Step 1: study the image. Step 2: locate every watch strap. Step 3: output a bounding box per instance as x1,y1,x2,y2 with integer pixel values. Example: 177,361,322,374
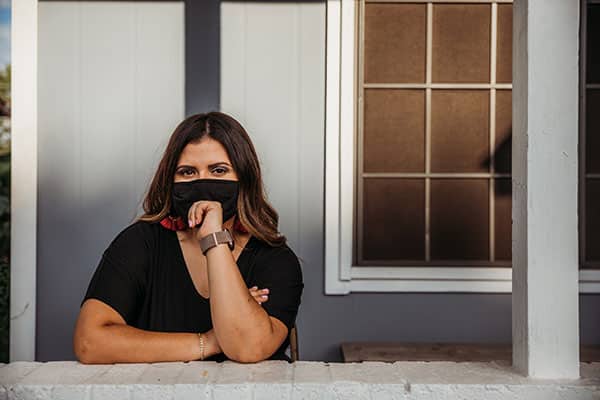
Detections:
200,229,234,255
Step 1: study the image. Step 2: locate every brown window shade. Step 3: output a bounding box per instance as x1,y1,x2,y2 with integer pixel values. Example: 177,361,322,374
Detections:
356,0,513,267
364,3,426,84
361,178,425,262
363,89,425,173
494,179,512,261
586,179,600,264
431,90,490,173
496,4,513,84
430,179,489,261
432,4,490,83
587,5,600,84
587,89,600,174
495,89,512,174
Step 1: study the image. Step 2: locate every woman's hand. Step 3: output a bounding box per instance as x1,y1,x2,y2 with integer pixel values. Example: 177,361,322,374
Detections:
187,200,224,239
249,286,269,305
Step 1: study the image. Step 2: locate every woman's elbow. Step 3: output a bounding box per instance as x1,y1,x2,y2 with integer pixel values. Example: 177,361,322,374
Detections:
74,334,97,364
73,324,105,364
230,352,265,363
224,346,267,363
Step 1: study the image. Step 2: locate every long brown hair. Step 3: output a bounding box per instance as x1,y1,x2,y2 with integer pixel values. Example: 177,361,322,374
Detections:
137,111,287,247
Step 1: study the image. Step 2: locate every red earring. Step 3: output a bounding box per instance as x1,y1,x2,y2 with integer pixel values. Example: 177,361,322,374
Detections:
233,217,249,233
160,215,187,231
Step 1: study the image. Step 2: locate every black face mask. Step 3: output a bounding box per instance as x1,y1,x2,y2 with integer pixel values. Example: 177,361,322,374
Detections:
170,178,240,223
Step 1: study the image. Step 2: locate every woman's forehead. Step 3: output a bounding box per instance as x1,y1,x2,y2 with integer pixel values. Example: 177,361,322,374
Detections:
178,137,231,165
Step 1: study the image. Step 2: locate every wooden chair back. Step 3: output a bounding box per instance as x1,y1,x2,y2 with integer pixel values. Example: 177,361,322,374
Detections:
289,324,299,362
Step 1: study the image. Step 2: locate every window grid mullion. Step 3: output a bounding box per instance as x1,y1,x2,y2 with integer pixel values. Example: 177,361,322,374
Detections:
365,0,512,3
364,83,512,89
364,172,511,178
489,2,498,262
425,2,433,262
578,0,588,266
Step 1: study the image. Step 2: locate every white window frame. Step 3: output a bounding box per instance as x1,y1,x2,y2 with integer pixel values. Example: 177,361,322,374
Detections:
324,0,600,294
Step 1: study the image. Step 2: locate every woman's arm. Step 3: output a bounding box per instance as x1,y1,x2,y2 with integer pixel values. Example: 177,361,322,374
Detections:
75,287,270,364
205,243,288,363
187,200,289,363
74,298,222,364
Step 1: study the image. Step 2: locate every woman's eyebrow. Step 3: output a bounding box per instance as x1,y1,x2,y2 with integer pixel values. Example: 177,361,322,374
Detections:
176,162,231,168
207,162,231,168
175,164,195,169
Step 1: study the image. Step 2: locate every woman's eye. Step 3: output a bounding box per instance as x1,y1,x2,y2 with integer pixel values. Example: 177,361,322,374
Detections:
213,167,227,174
179,168,195,176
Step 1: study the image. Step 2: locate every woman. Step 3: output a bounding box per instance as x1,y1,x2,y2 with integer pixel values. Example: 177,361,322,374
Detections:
73,111,304,364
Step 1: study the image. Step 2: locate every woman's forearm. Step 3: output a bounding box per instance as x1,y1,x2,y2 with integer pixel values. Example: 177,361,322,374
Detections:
75,323,221,364
205,243,279,362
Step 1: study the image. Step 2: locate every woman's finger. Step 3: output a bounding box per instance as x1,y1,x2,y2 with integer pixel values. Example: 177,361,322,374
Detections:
187,202,195,227
188,202,199,227
193,201,207,227
248,287,268,304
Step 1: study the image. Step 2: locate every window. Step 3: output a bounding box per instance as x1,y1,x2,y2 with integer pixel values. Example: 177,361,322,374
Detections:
356,1,513,267
325,0,600,294
580,0,600,290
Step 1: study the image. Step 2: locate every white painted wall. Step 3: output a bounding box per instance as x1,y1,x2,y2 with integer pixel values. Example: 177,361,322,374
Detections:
221,2,323,251
34,1,184,360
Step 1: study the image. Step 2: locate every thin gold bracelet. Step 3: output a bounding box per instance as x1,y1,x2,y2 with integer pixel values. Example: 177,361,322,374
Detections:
197,332,205,360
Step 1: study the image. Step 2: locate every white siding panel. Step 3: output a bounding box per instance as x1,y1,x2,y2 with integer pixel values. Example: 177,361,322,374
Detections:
37,1,184,360
221,2,316,249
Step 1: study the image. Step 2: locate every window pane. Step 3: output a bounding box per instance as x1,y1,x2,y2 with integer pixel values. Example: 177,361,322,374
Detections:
495,179,511,261
361,178,425,262
430,179,489,260
364,3,426,84
587,4,600,84
586,179,600,263
432,4,490,83
495,89,512,174
496,4,513,84
431,90,490,173
587,89,600,174
363,89,425,173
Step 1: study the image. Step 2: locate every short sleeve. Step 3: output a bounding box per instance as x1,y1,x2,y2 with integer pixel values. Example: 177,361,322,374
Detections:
251,245,304,331
80,222,150,325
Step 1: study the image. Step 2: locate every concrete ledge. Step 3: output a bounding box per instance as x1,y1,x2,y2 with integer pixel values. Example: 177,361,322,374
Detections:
0,361,599,399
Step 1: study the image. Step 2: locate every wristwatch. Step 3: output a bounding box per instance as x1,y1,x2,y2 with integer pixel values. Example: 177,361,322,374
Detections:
199,228,235,255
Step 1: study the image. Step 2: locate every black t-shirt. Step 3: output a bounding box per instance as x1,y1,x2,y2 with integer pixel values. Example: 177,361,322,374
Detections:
80,220,304,362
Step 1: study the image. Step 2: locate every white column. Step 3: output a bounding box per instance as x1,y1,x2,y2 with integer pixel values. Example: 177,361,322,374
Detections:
512,0,580,378
11,0,38,361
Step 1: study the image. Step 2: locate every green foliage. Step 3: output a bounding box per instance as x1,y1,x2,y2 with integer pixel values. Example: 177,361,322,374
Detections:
0,63,10,363
0,256,8,363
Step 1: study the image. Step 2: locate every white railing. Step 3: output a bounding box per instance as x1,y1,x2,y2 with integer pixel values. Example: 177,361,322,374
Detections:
1,360,599,399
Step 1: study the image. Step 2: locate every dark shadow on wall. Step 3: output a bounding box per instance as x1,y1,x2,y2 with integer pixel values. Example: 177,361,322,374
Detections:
36,170,149,361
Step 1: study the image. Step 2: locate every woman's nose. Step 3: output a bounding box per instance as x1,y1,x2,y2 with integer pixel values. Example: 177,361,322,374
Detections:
198,170,210,179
